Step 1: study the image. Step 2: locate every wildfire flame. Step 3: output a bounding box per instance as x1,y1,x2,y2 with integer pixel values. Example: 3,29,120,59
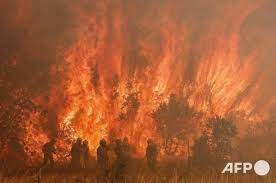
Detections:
1,0,275,165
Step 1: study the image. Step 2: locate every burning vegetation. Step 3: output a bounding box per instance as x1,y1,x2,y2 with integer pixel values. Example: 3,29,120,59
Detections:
0,0,276,177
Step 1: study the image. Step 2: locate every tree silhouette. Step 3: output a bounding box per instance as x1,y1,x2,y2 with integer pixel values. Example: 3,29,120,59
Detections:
192,133,212,169
152,94,198,155
208,116,237,162
192,116,237,168
119,81,140,121
0,62,43,168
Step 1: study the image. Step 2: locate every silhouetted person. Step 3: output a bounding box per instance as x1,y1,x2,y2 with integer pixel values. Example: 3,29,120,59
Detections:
82,140,90,168
122,137,130,168
97,139,109,176
146,139,158,171
41,139,56,168
122,137,130,158
71,138,82,169
114,139,123,179
114,139,123,161
114,137,130,180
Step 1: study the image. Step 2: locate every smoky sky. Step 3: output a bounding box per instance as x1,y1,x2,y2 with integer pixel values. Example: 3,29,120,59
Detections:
242,0,276,115
0,0,74,92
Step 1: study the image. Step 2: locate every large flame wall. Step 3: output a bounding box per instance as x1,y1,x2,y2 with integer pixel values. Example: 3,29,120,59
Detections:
1,0,276,164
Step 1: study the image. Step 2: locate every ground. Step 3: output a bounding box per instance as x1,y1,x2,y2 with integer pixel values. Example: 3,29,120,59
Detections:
0,159,275,183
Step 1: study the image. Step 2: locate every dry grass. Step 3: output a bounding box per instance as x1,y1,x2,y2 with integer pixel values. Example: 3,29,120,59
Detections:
1,170,275,183
0,174,275,183
0,161,275,183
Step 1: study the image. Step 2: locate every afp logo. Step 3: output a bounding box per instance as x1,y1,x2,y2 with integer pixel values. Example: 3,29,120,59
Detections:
222,160,270,176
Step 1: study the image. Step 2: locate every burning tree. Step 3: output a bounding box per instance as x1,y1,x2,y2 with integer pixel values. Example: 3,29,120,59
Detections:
0,62,45,170
152,94,199,155
192,133,212,169
192,116,237,168
0,0,273,167
119,81,140,122
208,116,237,162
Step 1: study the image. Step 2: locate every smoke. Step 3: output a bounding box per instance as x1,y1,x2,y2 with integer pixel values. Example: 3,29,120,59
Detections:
0,0,275,163
0,0,73,89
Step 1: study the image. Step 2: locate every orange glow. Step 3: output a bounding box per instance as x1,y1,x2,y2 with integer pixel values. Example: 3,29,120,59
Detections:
6,0,273,163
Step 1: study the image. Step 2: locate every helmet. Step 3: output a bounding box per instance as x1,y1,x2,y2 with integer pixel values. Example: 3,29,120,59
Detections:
100,138,107,146
77,138,82,143
83,140,88,145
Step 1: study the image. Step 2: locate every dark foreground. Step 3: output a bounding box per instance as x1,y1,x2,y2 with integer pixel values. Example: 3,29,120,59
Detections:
0,159,275,183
